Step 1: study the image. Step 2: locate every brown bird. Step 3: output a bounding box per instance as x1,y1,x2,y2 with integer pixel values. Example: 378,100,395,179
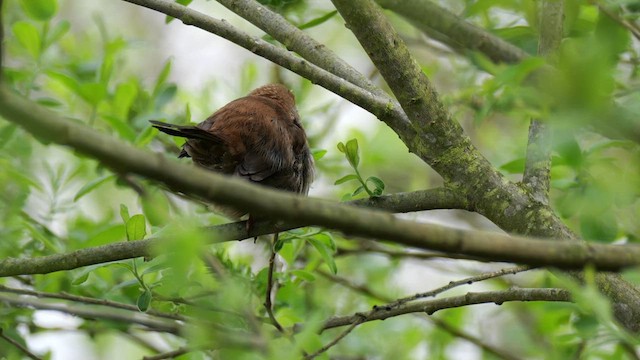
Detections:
150,84,314,219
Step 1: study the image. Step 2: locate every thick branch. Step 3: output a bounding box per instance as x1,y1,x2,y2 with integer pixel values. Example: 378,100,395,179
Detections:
1,89,640,273
328,0,640,333
322,288,571,330
377,0,640,145
0,188,461,276
522,1,563,202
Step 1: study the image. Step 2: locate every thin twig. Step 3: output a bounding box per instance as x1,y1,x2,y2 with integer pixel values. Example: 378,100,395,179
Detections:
594,1,640,41
0,294,182,334
316,270,525,360
0,328,43,360
142,347,190,360
378,265,534,310
0,285,185,321
304,318,363,360
428,317,522,360
264,233,284,333
322,288,571,330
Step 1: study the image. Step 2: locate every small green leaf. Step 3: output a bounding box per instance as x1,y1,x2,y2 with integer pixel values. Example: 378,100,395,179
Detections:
13,21,41,59
334,174,358,185
308,238,337,274
102,115,136,141
74,175,115,201
344,138,360,168
580,213,618,242
499,158,525,174
352,185,366,197
153,60,173,95
45,20,70,48
78,82,106,106
137,289,152,312
290,269,315,282
312,149,327,161
366,176,385,196
298,10,338,30
71,272,90,285
154,84,177,109
20,0,57,21
120,204,130,223
126,214,147,241
135,125,156,147
337,142,346,153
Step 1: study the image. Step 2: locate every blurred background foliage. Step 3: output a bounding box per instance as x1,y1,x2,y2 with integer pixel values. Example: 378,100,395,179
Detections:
0,0,639,359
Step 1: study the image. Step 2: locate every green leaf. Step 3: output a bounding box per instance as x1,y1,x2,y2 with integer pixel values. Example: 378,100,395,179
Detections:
113,80,138,120
13,21,41,59
45,20,70,48
78,82,107,106
20,0,58,21
311,149,327,161
120,204,130,223
334,174,358,185
366,176,385,196
499,158,525,174
71,272,90,285
298,10,338,30
352,185,366,197
135,125,156,147
290,269,316,282
102,115,136,141
74,174,115,201
344,138,360,168
141,188,171,226
154,84,177,109
308,238,337,274
137,289,152,312
153,60,173,95
126,214,147,241
580,213,618,242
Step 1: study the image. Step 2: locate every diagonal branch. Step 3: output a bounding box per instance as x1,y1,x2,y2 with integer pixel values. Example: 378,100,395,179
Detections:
121,0,413,138
214,0,392,101
322,288,571,330
375,0,528,63
522,1,564,203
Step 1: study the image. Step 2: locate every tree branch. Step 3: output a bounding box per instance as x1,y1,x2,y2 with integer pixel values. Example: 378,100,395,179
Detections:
375,0,528,63
0,328,42,360
522,1,563,203
0,188,462,277
120,0,414,138
0,87,640,275
317,270,523,360
0,294,182,334
381,265,534,310
376,0,640,145
322,288,571,330
214,0,391,100
0,285,184,321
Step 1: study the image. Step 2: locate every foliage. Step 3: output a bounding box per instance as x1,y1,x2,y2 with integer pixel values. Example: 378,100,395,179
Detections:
0,0,639,359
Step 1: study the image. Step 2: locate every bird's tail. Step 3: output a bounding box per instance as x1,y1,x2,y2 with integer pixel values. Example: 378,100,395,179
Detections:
149,120,222,143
